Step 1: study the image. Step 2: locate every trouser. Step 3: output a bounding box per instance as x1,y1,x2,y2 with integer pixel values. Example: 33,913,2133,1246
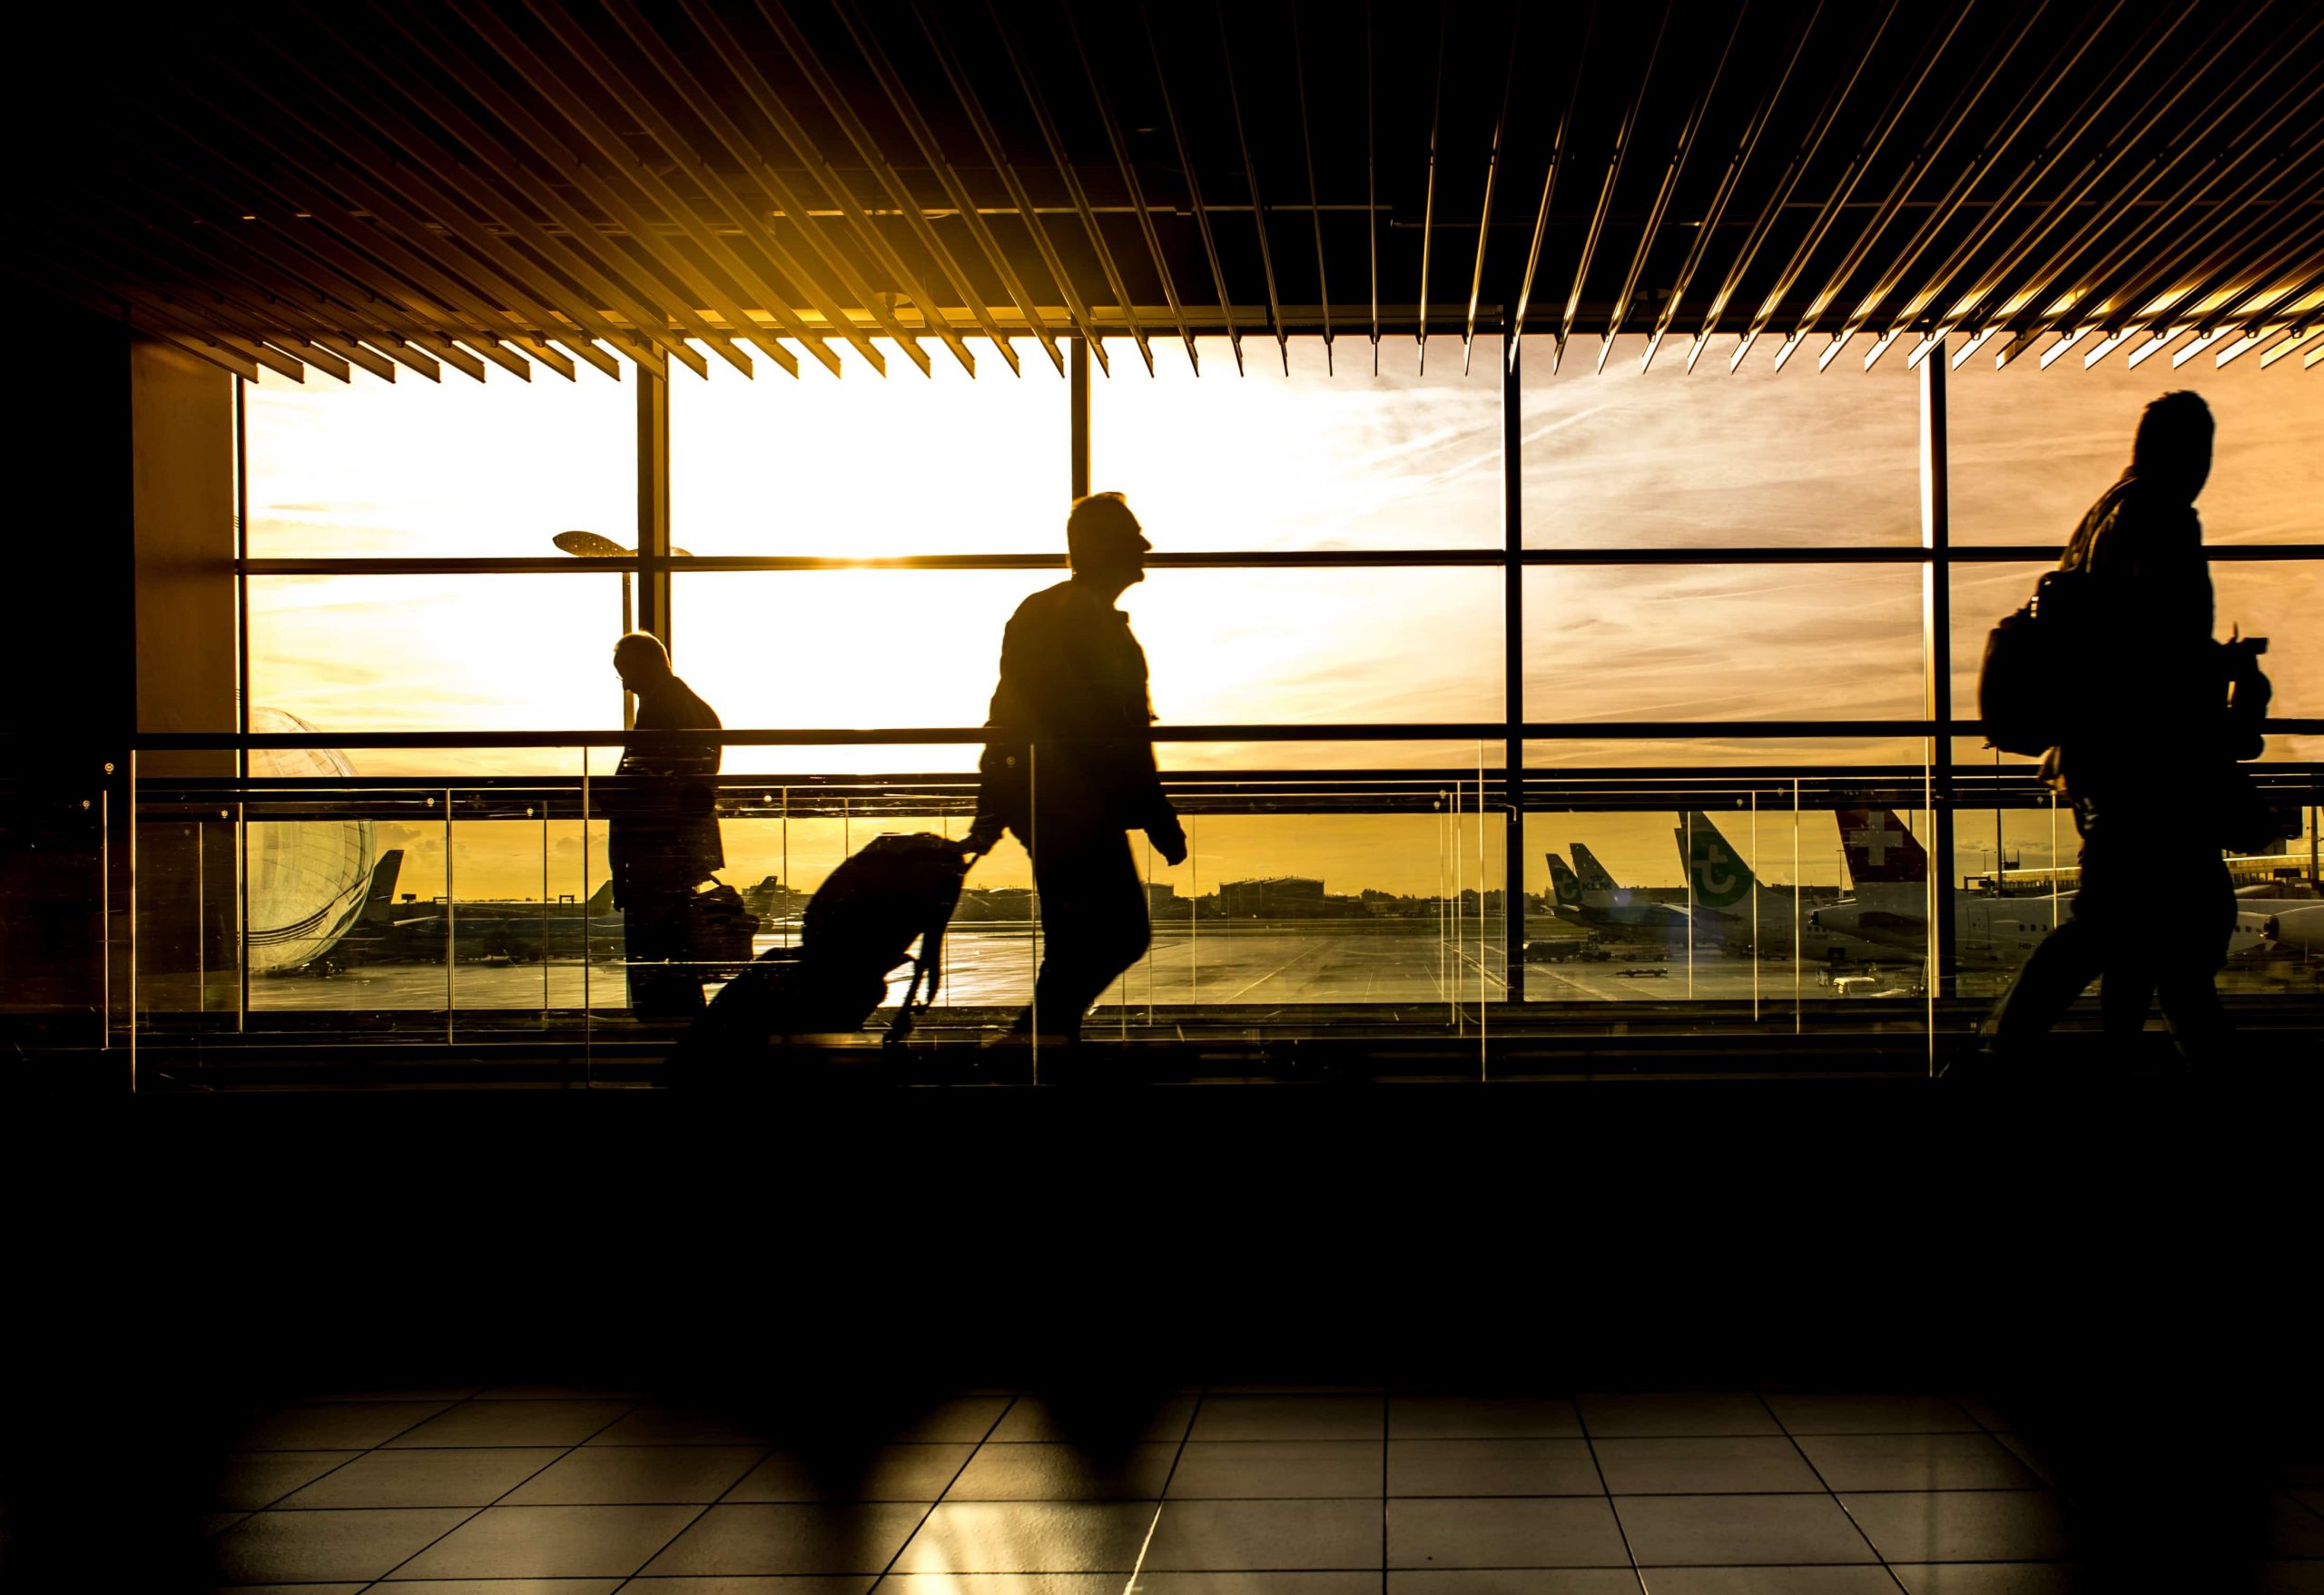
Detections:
1988,820,2234,1063
1013,822,1150,1042
624,885,706,1020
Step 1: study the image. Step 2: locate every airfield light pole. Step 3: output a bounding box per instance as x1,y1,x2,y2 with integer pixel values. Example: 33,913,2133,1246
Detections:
552,530,692,733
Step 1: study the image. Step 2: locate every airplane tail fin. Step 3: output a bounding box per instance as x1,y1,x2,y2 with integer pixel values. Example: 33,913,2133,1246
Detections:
1569,843,1620,895
1545,852,1583,908
1837,810,1929,887
1675,812,1757,909
584,878,617,915
358,850,404,923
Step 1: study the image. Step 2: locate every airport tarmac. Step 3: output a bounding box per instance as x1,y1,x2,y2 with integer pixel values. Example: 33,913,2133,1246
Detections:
249,921,1960,1014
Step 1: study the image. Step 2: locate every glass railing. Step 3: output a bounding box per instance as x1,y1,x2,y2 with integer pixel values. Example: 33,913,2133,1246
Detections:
79,732,2324,1084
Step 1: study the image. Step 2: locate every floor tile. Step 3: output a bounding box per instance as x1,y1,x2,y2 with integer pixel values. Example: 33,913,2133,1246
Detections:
2293,1487,2324,1516
209,1584,372,1594
724,1445,973,1502
948,1442,1177,1501
1640,1570,1902,1595
887,1501,1155,1572
1385,1575,1640,1595
2255,1563,2324,1595
500,1445,764,1504
1577,1394,1780,1438
1389,1396,1583,1439
1840,1491,2072,1563
386,1400,635,1448
1887,1566,2089,1595
589,1407,773,1446
2270,1495,2324,1556
1796,1433,2041,1492
206,1511,251,1537
277,1448,566,1508
638,1502,933,1576
621,1578,873,1592
1764,1394,1979,1434
1387,1497,1630,1569
1145,1498,1380,1570
1990,1434,2056,1486
210,1507,476,1584
1139,1575,1386,1594
1188,1395,1384,1442
990,1395,1196,1444
372,1581,625,1594
232,1401,455,1450
1386,1438,1601,1497
382,1503,702,1579
875,1578,1116,1595
1167,1440,1384,1499
884,1397,1015,1443
1616,1494,1877,1566
210,1451,361,1509
1592,1437,1822,1495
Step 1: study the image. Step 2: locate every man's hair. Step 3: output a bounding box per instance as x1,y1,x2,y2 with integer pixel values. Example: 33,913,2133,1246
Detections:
1066,490,1147,567
614,631,670,670
2132,390,2213,481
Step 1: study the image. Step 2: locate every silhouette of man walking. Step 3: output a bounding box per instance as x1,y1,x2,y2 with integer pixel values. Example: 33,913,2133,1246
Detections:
1979,392,2239,1068
968,493,1187,1046
608,632,724,1019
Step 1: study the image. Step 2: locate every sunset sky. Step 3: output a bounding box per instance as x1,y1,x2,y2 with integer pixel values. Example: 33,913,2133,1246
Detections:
243,334,2319,900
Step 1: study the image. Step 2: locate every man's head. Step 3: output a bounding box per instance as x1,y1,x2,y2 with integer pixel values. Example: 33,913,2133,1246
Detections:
2132,389,2213,503
612,631,673,694
1066,491,1150,589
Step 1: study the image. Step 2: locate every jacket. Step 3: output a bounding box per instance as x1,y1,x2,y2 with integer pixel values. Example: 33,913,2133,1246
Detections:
607,673,724,905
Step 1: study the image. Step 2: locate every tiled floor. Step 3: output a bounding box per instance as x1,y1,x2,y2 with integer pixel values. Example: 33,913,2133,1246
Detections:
188,1384,2324,1592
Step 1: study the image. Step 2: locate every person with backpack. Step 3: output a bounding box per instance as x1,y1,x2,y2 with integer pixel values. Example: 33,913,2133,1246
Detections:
966,492,1188,1049
1968,390,2250,1071
607,631,724,1019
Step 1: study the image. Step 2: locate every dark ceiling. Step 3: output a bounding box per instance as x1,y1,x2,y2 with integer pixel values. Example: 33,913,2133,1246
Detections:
18,0,2324,383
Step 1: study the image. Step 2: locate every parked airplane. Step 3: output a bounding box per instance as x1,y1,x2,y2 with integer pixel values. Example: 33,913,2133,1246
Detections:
1546,849,1692,939
1812,812,2269,967
1672,811,1904,965
302,851,631,971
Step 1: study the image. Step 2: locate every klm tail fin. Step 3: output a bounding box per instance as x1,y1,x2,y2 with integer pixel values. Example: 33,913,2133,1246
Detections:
1675,812,1756,909
1569,843,1620,895
357,851,404,924
1837,810,1928,887
1545,852,1583,908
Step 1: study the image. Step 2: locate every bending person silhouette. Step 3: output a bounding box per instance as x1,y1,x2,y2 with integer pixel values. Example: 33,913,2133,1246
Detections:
967,493,1187,1047
607,632,724,1019
1976,391,2240,1069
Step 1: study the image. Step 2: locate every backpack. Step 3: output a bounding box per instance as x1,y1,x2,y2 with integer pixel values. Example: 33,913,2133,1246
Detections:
666,832,975,1084
1977,566,2099,757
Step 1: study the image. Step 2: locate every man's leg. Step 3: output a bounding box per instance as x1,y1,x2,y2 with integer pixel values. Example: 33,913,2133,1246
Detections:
625,887,705,1020
2152,856,2236,1066
1028,830,1149,1043
1987,915,2106,1058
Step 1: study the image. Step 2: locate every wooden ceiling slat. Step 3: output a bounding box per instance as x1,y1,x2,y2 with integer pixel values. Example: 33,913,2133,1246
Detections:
514,0,855,378
767,0,1028,373
434,0,797,379
1065,0,1197,374
666,0,941,374
837,0,1068,376
914,0,1110,371
989,0,1155,373
27,1,2314,381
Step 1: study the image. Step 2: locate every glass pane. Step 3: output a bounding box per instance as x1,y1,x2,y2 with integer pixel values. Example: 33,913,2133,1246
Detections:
1949,344,2324,546
1090,334,1502,551
670,337,1067,556
1521,333,1922,547
1523,565,1925,724
675,566,1505,741
1950,560,2324,763
248,575,624,775
244,362,635,558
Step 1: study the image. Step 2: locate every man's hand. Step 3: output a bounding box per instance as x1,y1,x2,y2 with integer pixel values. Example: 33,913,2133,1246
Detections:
1147,814,1188,867
964,814,1007,855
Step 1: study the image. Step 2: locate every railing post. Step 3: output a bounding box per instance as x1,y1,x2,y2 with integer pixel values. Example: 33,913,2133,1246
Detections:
1921,340,1957,1002
1502,327,1525,1005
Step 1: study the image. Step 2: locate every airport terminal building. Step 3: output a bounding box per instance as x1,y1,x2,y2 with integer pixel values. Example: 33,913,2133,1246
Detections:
5,3,2321,1590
